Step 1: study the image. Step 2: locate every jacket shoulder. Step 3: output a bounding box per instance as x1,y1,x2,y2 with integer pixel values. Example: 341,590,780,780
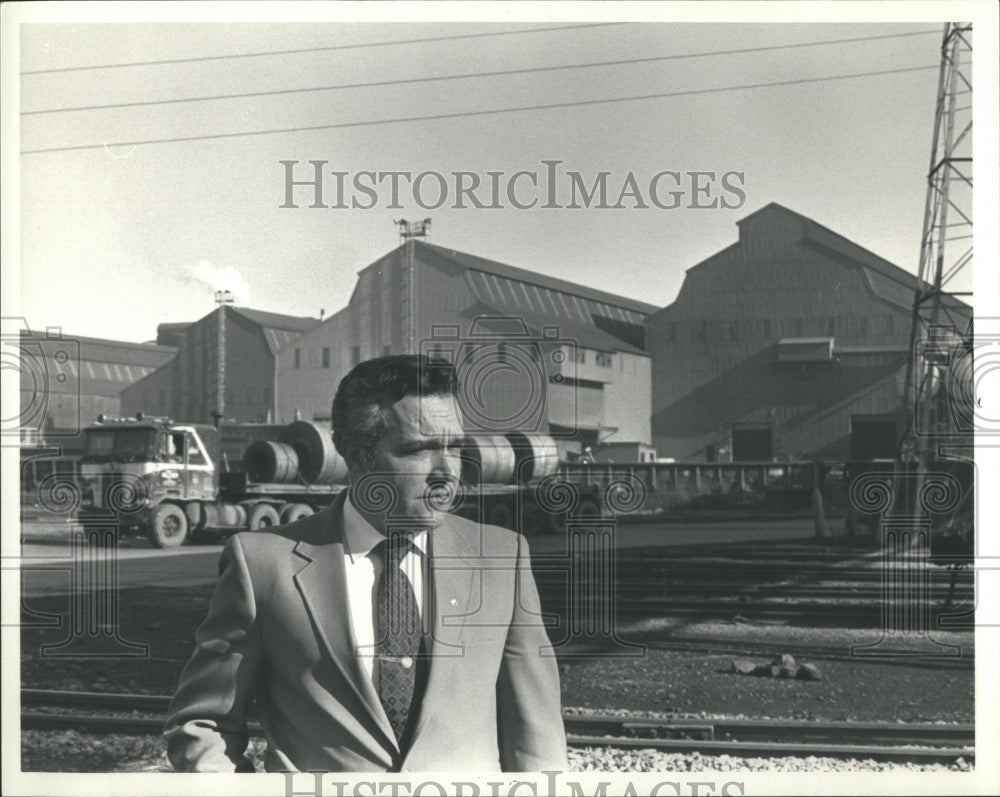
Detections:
446,513,523,557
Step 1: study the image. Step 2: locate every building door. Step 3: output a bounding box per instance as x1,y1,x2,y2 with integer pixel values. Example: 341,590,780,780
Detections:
850,414,897,461
731,424,772,461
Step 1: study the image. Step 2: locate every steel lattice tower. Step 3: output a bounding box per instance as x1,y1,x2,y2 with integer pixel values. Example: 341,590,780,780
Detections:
899,22,974,462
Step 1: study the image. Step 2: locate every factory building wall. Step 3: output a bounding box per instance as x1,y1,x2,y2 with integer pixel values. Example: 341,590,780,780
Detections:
276,307,353,423
17,331,175,454
122,308,277,424
276,243,652,448
647,204,927,462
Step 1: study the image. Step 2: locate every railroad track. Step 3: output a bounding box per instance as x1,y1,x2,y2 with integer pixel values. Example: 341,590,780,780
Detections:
21,689,974,765
534,549,974,628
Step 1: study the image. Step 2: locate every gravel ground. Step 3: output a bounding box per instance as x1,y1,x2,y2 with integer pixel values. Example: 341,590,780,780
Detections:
19,544,975,773
20,731,972,773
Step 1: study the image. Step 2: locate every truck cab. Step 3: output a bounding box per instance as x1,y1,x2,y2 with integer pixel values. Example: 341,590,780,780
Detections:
78,415,218,545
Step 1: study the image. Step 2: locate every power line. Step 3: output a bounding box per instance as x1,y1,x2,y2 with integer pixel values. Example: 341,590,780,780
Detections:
19,23,627,76
22,29,941,117
21,64,938,156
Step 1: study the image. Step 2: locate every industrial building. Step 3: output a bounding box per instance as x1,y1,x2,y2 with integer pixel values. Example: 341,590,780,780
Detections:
15,327,176,454
121,306,320,425
275,240,657,457
646,203,972,463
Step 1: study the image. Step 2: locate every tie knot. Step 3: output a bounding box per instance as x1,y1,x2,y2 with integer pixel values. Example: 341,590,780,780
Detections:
374,533,416,567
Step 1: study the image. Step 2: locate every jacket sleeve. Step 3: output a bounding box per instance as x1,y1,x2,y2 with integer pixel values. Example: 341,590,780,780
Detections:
496,533,569,771
164,534,262,772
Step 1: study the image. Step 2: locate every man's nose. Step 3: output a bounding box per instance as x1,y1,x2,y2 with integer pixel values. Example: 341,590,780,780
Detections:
431,445,461,482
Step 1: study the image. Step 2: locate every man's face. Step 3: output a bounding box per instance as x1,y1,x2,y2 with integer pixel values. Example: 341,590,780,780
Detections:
359,393,465,529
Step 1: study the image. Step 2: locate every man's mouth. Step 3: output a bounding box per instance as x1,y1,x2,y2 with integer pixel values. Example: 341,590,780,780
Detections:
423,479,461,512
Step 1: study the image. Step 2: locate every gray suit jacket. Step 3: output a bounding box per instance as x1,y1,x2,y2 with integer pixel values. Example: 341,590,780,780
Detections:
164,492,567,772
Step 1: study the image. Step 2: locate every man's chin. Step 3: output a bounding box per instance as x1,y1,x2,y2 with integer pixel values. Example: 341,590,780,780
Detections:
393,504,448,530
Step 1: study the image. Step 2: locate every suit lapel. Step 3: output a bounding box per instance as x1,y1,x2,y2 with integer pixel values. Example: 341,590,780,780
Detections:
405,516,477,753
292,495,397,749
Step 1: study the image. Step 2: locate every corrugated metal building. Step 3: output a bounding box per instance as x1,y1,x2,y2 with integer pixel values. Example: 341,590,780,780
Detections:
646,203,972,462
276,241,657,454
121,306,320,424
15,327,176,453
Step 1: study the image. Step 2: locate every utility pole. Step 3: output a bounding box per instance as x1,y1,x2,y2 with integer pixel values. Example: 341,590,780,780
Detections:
395,219,431,353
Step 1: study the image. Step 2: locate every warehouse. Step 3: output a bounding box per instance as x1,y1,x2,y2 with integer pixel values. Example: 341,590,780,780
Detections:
16,327,176,454
120,306,320,425
275,240,657,457
646,203,972,462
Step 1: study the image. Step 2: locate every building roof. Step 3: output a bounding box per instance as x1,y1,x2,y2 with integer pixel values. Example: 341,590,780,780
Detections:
419,241,660,319
741,203,972,320
466,300,648,356
231,306,321,355
19,331,177,397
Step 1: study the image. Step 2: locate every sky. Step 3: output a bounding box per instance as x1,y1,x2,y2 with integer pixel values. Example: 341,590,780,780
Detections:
6,4,997,344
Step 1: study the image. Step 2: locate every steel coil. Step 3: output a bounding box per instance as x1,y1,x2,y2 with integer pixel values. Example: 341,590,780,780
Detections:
280,421,348,484
507,432,560,483
462,435,516,485
243,440,300,483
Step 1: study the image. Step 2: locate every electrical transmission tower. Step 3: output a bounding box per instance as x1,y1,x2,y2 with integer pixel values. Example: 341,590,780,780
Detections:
899,22,974,463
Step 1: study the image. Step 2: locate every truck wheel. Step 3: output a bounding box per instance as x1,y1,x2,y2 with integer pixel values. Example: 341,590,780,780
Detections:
147,504,189,548
247,503,281,530
281,503,314,524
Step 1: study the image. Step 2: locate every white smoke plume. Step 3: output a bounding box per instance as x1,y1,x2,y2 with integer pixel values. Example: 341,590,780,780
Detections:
187,260,251,305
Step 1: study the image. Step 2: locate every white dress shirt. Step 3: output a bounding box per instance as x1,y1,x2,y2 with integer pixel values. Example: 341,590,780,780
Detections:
341,493,428,686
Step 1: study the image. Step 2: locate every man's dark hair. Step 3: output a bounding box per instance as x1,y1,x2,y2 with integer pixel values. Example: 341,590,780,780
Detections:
331,354,458,471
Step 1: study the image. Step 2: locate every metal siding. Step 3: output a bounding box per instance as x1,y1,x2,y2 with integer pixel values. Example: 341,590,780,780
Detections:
650,206,913,460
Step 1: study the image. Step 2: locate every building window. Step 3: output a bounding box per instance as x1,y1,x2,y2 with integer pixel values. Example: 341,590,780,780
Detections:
576,348,587,364
294,348,301,369
596,351,613,367
322,347,330,368
352,345,361,366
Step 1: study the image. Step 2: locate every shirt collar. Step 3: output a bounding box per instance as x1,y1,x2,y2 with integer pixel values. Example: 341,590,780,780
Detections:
343,490,429,564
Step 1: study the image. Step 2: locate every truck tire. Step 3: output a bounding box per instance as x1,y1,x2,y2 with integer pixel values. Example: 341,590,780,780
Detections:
247,503,281,530
147,503,189,548
281,503,314,524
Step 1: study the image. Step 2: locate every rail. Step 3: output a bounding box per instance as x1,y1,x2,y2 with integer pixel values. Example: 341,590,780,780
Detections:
22,689,974,764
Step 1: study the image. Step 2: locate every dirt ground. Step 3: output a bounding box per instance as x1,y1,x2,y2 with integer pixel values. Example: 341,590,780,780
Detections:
20,584,974,724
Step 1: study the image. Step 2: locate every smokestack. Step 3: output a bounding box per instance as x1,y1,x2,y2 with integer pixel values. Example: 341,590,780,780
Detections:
187,259,251,305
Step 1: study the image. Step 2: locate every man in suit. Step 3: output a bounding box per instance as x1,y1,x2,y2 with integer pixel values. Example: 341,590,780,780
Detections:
165,354,567,772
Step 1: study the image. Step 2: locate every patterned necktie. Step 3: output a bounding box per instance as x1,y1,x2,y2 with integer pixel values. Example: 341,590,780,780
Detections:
373,533,424,746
